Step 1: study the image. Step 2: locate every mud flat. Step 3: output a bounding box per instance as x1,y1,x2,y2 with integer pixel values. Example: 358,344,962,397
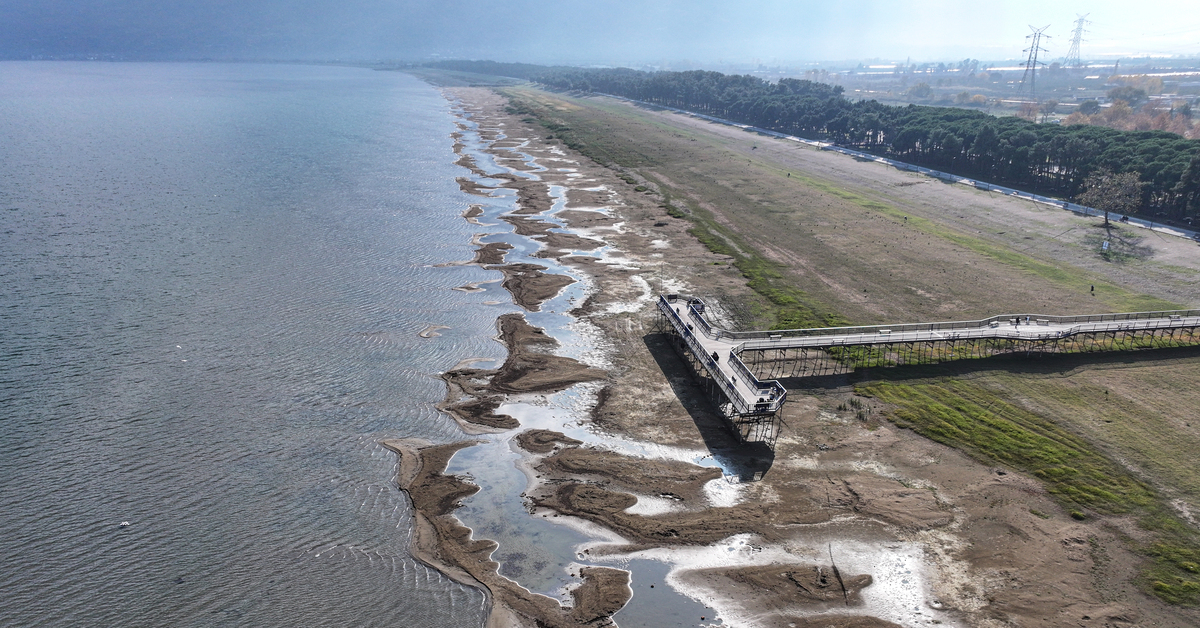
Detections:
385,81,1200,628
485,263,576,312
439,314,603,434
408,85,959,628
379,438,631,628
472,241,512,265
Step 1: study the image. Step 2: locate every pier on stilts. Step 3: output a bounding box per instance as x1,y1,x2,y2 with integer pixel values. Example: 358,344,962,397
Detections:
657,294,1200,446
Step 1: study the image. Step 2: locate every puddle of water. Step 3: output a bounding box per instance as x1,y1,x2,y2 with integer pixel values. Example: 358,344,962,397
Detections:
441,121,636,604
497,393,724,473
614,528,961,628
612,559,724,627
446,437,592,597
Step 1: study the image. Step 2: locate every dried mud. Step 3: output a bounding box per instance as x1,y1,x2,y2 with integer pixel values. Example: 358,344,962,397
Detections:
384,84,1200,628
380,438,631,628
438,314,604,434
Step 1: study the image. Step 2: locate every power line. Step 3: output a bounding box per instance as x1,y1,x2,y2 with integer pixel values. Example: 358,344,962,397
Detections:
1065,14,1090,68
1018,25,1051,101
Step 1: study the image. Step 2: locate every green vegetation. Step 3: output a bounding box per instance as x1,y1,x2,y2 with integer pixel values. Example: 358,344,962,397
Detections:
513,65,1200,225
862,379,1152,509
495,83,1200,605
680,205,843,329
826,345,894,368
860,377,1200,604
1079,169,1146,226
501,88,843,330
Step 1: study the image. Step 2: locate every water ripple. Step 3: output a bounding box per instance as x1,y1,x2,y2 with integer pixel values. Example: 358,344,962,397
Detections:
0,62,492,627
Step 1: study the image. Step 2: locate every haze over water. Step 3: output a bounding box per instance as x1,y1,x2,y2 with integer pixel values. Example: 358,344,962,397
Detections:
0,62,496,626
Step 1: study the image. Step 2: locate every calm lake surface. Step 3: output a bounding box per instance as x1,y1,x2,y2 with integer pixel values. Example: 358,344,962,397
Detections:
0,62,503,626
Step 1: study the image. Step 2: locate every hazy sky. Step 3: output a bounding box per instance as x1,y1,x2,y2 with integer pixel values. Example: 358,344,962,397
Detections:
2,0,1197,65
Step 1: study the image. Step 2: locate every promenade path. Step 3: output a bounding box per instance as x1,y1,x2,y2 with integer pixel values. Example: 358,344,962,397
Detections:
659,294,1200,421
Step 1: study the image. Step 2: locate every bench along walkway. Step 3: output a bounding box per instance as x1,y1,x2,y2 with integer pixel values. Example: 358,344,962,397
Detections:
658,294,1200,444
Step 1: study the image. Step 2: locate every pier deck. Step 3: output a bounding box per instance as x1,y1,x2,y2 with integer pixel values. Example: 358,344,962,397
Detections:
658,294,1200,443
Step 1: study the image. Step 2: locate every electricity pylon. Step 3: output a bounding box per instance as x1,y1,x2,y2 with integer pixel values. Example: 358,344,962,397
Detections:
1018,25,1051,101
1065,14,1090,68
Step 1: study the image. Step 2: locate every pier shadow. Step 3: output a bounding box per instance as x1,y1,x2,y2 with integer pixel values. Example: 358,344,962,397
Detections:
770,343,1200,390
643,332,775,482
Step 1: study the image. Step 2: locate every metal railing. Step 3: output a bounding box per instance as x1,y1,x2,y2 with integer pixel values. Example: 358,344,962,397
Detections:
717,309,1200,341
658,298,750,414
736,315,1200,350
658,296,786,414
660,294,1197,408
687,303,715,337
664,292,1199,358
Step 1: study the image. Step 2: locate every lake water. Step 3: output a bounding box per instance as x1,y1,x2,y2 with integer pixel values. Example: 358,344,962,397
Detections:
0,62,504,627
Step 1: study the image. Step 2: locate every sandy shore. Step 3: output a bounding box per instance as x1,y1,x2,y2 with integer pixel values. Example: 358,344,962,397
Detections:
379,437,630,628
412,86,916,627
438,313,604,434
381,83,1200,628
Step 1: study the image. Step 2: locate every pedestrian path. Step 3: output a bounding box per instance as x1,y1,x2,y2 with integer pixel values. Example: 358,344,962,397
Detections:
659,294,1200,419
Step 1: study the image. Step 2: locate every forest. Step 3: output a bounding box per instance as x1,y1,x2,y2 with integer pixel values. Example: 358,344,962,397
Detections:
427,62,1200,224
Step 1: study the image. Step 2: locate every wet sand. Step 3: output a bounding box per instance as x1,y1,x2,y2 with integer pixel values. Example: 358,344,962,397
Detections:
379,438,631,628
485,263,576,312
438,314,603,434
472,241,512,265
378,83,1200,628
406,86,943,627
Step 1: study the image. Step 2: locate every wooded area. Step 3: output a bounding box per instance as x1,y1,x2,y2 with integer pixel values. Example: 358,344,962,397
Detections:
429,62,1199,224
533,68,1200,224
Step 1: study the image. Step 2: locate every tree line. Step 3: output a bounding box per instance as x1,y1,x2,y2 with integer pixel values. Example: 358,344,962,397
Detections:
428,62,1199,223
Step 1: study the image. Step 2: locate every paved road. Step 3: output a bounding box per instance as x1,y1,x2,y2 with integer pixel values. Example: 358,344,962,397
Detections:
594,93,1200,243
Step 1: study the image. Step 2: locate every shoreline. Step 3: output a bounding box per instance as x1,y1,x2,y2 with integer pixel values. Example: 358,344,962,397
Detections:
399,85,938,628
385,88,639,627
381,81,1200,628
418,86,929,627
379,437,631,628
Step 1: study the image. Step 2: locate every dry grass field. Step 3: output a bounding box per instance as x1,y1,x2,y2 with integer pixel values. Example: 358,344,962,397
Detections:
500,85,1200,609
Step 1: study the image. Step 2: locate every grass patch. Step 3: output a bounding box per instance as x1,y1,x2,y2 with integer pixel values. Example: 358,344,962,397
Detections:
860,377,1200,605
499,87,843,330
827,345,895,368
681,208,845,329
861,379,1152,511
794,179,1181,313
777,166,1179,312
